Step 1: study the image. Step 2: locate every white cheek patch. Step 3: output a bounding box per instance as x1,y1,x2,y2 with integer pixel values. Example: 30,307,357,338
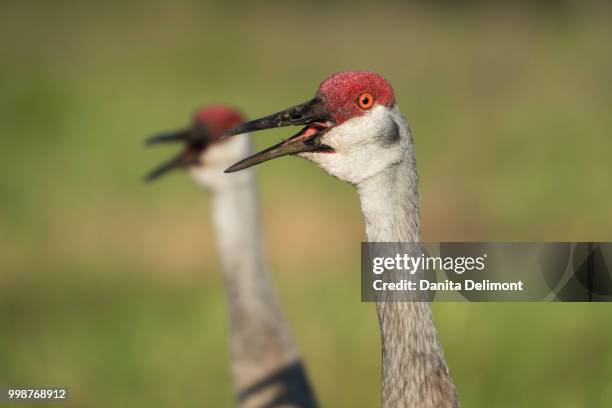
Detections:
202,136,248,167
324,106,395,151
191,134,253,188
301,106,409,185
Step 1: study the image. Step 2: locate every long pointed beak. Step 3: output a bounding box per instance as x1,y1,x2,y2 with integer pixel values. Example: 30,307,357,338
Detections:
144,153,189,182
224,97,334,173
145,129,190,145
144,128,203,182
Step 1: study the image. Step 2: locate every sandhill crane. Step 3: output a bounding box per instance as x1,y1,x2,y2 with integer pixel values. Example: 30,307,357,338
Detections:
224,72,459,408
145,106,317,408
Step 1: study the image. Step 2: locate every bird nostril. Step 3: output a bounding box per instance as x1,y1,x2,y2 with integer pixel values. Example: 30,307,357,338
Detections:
289,112,302,121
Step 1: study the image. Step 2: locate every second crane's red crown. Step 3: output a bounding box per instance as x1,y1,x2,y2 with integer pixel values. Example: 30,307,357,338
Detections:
194,106,246,140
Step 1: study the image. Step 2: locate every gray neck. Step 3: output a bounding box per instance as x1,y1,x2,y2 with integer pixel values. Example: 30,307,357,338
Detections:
357,156,458,408
210,169,317,407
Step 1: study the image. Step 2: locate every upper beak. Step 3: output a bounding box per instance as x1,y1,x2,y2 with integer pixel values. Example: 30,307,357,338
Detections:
223,97,334,173
145,129,190,145
144,129,203,182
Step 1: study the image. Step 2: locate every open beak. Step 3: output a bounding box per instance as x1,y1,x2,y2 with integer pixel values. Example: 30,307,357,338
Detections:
223,97,335,173
144,128,205,182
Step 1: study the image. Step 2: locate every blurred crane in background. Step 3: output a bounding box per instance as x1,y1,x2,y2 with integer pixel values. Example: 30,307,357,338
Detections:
225,72,458,408
145,106,317,408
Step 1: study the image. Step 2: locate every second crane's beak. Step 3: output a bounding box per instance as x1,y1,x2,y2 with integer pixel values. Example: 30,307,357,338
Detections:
144,129,204,182
223,97,335,173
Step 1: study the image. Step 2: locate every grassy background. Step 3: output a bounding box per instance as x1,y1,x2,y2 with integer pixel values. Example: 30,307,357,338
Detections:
1,0,612,406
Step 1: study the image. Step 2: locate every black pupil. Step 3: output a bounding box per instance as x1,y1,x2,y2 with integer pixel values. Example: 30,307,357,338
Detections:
362,96,369,104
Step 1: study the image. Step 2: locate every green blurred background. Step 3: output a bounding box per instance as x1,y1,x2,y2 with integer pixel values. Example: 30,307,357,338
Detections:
1,0,611,406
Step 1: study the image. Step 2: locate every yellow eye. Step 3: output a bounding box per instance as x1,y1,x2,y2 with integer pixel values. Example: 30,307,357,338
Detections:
357,92,374,109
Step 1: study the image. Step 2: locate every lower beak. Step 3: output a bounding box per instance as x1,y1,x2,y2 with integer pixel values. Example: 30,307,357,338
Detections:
223,97,334,173
225,125,332,173
144,129,201,182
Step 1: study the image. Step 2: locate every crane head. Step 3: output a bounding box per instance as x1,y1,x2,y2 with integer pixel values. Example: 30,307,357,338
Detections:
145,106,246,182
224,71,409,184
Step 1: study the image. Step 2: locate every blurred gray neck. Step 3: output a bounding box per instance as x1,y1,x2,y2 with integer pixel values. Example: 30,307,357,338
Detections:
357,155,458,408
210,169,317,408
